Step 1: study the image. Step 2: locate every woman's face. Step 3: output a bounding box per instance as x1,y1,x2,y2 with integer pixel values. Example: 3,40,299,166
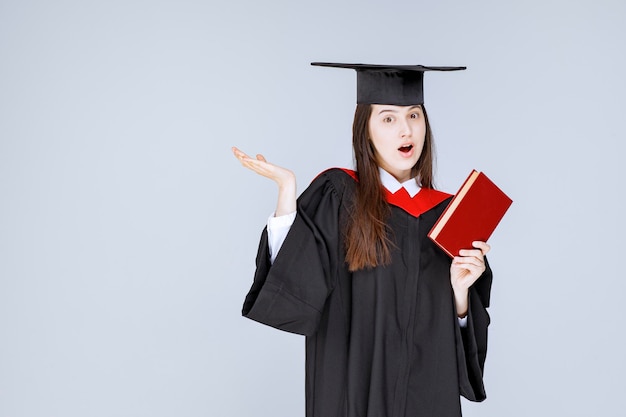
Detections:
368,104,426,183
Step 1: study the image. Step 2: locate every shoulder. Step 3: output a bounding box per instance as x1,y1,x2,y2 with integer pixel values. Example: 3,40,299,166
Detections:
298,168,356,204
310,167,357,190
315,167,358,182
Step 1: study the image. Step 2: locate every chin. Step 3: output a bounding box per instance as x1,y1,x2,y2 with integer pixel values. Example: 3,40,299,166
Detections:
399,159,419,172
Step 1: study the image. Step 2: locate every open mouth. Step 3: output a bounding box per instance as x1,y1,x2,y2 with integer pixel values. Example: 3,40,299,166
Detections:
398,145,413,153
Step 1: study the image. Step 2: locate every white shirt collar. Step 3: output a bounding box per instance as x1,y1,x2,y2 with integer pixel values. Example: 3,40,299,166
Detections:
378,167,421,197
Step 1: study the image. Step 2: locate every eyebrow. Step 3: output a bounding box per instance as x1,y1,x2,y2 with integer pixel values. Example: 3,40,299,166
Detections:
377,105,422,115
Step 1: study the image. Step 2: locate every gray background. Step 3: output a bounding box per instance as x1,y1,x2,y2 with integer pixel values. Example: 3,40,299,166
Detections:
1,0,624,416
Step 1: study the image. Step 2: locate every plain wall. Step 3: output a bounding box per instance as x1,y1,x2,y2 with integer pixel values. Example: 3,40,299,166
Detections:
1,0,625,416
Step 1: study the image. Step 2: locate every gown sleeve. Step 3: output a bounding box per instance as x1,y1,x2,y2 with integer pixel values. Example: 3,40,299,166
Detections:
267,211,297,263
241,171,343,337
455,257,493,402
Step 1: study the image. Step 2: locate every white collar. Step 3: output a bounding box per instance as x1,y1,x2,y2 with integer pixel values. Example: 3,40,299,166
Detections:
378,167,421,198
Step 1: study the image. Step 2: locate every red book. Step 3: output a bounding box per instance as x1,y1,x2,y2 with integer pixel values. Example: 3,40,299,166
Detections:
428,170,512,257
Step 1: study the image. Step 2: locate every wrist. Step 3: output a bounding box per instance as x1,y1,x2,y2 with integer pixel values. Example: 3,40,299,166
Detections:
453,288,469,318
275,176,297,217
452,285,468,299
276,171,296,190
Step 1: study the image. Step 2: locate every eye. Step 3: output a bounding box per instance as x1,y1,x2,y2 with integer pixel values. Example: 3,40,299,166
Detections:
383,116,393,123
410,113,419,119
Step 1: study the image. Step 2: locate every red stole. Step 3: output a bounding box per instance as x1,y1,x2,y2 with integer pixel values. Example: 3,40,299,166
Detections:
339,168,451,218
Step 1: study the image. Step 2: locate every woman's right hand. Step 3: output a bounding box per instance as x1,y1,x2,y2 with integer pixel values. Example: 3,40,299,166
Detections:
232,147,297,216
232,147,295,187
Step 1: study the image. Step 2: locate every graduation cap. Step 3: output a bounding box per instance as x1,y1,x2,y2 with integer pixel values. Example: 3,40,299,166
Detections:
311,62,466,106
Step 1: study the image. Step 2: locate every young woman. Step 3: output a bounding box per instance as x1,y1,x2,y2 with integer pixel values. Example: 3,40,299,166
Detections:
232,63,493,417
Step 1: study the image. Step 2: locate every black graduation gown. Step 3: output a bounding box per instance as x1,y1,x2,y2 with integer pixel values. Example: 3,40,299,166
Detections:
242,168,492,417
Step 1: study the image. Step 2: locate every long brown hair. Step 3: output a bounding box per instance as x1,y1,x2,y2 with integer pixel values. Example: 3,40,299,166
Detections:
344,103,435,271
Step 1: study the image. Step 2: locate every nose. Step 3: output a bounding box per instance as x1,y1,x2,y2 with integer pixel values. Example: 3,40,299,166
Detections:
400,119,412,137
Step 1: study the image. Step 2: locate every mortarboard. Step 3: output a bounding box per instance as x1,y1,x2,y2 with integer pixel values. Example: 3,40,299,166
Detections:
311,62,466,106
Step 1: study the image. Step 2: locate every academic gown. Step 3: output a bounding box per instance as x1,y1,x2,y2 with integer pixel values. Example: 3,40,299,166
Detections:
242,168,492,417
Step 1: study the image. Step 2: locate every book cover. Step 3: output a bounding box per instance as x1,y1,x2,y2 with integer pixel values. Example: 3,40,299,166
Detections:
428,170,512,258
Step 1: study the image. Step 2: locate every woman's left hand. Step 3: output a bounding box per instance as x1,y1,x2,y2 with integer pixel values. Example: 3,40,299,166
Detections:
450,241,490,317
451,241,490,291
